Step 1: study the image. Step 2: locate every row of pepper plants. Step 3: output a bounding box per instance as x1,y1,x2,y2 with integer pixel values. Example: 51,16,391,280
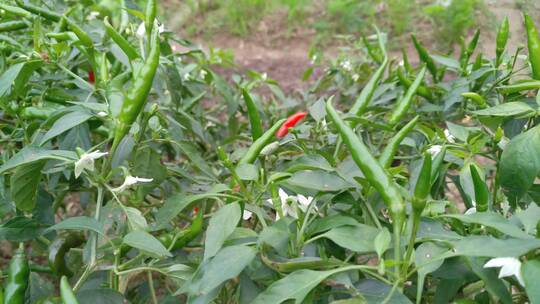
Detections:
2,0,540,303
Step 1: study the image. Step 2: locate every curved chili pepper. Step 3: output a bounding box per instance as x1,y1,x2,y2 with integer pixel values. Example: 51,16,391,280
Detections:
158,210,203,251
242,89,263,140
379,116,419,169
110,25,160,154
0,4,30,17
48,233,85,277
396,66,434,101
411,34,437,81
0,21,29,32
349,57,388,118
104,18,139,61
388,66,426,127
88,70,95,84
525,14,540,80
276,112,307,138
238,118,286,164
4,246,30,304
496,17,509,66
60,276,79,304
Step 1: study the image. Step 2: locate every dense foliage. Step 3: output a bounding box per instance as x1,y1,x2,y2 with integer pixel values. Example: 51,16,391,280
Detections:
2,1,540,303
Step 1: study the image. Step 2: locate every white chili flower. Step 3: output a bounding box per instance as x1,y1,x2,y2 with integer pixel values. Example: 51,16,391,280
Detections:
97,111,107,117
86,11,100,21
340,60,352,72
136,22,165,39
484,257,524,286
112,176,153,192
444,129,456,143
297,194,316,213
74,150,108,178
268,188,298,221
261,73,267,81
427,145,443,156
352,74,360,82
243,210,253,220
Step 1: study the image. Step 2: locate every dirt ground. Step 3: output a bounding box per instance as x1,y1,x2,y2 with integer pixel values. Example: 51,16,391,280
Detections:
178,0,525,93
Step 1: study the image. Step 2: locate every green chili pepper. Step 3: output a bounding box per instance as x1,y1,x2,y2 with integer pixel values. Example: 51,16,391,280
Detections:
379,116,419,169
497,80,540,94
430,145,446,183
462,29,480,69
0,21,28,32
242,88,263,140
396,66,434,102
525,14,540,80
238,118,286,165
46,32,75,41
411,34,437,81
4,246,30,304
104,18,139,61
145,0,157,38
496,17,509,66
48,233,85,277
413,153,432,213
470,164,488,212
158,211,203,251
388,66,426,126
0,4,30,17
362,35,383,63
326,99,405,222
472,53,483,71
15,0,61,22
401,48,413,74
349,56,388,118
111,25,160,154
60,276,79,304
461,92,487,108
62,17,93,50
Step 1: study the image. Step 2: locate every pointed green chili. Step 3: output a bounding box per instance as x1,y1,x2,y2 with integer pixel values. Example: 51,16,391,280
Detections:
496,17,509,66
379,116,419,169
413,153,432,213
525,14,540,80
4,246,29,304
0,21,29,32
104,18,139,61
238,119,286,165
388,67,426,126
396,66,434,102
411,34,437,81
461,92,487,108
242,89,263,140
349,56,388,118
15,0,61,22
470,164,489,212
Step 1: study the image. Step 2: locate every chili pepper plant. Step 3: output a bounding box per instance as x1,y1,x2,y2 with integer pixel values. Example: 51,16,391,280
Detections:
2,1,540,303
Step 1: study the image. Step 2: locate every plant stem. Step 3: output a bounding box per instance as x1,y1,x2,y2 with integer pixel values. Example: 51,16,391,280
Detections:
392,219,402,284
148,271,158,304
402,211,421,276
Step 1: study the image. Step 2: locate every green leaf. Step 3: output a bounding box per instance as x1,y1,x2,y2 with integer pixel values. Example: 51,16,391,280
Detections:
415,242,448,301
452,236,540,257
516,203,540,234
465,257,512,304
285,170,352,192
10,161,44,211
124,207,148,231
471,102,535,117
522,260,540,304
0,216,44,241
441,212,531,239
182,245,256,301
499,125,540,202
132,146,167,195
45,216,105,235
204,203,241,261
76,288,126,304
319,224,379,253
286,154,333,173
307,215,360,236
251,267,350,304
0,62,24,97
40,110,93,145
236,163,259,181
374,228,391,258
0,147,77,174
356,279,413,304
123,230,172,258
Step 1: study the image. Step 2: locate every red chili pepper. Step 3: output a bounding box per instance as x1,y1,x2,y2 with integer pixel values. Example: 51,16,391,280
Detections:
276,112,307,138
88,70,95,84
193,207,199,216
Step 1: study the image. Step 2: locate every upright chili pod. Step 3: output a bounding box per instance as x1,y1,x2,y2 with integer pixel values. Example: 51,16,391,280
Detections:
379,116,419,169
15,0,61,22
242,89,263,140
104,18,139,61
411,34,437,81
326,100,405,222
4,246,29,304
349,57,388,118
396,66,433,102
525,14,540,80
413,153,432,213
470,164,489,212
388,66,426,126
145,0,157,38
60,276,79,304
62,17,93,50
496,17,509,66
238,118,286,165
362,35,383,63
111,25,160,153
462,29,480,69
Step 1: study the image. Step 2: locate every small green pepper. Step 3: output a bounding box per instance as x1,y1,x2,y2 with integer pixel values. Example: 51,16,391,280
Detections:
104,18,139,61
0,4,30,17
461,92,487,108
242,88,263,140
461,29,480,70
496,17,509,66
525,14,540,80
4,246,30,304
158,211,203,251
111,24,161,154
48,233,85,277
59,276,79,304
0,21,28,32
413,152,432,213
388,67,426,126
349,57,388,118
145,0,157,39
470,164,489,212
396,66,434,102
15,0,61,22
238,118,286,165
62,16,93,50
411,34,437,81
379,116,419,169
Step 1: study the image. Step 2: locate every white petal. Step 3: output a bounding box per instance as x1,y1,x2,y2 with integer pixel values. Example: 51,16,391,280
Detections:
278,188,289,204
297,194,316,212
284,204,298,219
484,257,516,268
157,23,165,33
444,129,456,143
464,207,476,215
136,23,146,38
112,175,153,192
242,210,252,220
427,145,442,156
87,151,108,160
97,111,107,117
484,257,524,286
